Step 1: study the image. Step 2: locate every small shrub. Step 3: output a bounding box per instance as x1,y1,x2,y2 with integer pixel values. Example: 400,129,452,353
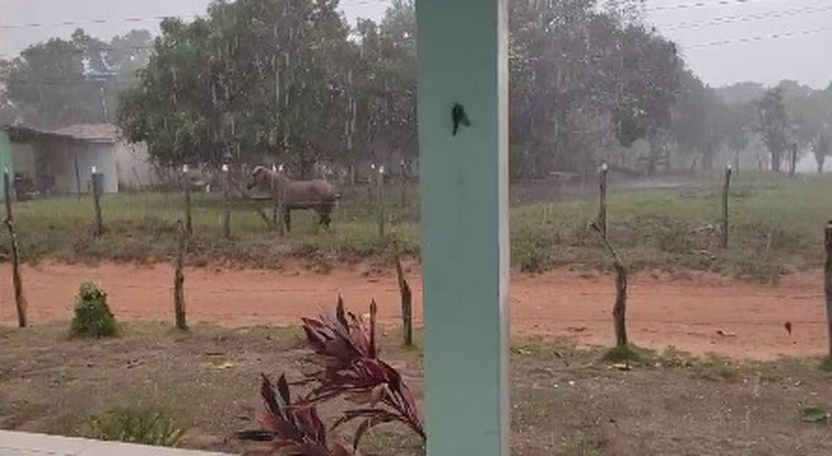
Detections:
602,344,648,364
658,223,693,254
514,239,547,273
88,408,185,447
70,281,118,338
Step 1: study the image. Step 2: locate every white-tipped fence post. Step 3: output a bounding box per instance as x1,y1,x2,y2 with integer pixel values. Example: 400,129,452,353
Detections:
378,165,386,240
598,162,608,239
722,164,733,249
91,165,104,237
222,164,231,238
182,164,192,236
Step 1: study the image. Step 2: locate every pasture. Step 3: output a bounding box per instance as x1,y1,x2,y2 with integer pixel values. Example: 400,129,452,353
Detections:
1,174,832,455
1,174,830,280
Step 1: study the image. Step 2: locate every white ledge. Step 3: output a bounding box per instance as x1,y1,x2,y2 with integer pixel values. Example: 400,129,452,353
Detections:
0,431,233,456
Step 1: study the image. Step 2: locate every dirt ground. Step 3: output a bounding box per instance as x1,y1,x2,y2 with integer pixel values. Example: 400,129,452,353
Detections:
0,261,827,360
2,322,832,456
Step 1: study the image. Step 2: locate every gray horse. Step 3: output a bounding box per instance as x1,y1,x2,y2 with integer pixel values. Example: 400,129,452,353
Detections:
246,165,340,231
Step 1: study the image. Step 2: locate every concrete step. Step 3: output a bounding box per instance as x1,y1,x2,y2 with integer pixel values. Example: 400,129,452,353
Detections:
0,431,233,456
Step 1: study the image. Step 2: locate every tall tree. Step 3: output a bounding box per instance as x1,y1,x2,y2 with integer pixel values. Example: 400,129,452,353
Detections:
670,70,730,171
118,0,351,171
755,87,791,172
0,28,152,128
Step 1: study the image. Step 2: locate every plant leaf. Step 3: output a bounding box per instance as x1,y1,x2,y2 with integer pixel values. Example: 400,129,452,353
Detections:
801,406,830,423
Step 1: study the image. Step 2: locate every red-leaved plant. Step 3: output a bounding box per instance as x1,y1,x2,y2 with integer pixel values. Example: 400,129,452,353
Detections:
297,297,425,446
237,297,425,455
237,374,356,456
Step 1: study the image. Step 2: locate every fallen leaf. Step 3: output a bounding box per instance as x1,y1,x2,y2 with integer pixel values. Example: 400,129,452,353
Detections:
800,406,829,423
784,321,793,336
214,361,236,370
610,363,631,371
716,330,736,338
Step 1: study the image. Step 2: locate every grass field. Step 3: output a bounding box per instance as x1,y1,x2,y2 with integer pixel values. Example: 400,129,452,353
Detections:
2,323,831,455
1,174,830,281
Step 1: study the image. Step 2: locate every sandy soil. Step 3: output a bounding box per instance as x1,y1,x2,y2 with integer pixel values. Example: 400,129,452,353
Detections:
0,261,826,360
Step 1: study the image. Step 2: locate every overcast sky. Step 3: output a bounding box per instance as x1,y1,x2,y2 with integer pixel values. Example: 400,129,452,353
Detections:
1,0,830,88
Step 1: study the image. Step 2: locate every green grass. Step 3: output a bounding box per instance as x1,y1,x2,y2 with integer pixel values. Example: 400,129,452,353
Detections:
1,176,831,279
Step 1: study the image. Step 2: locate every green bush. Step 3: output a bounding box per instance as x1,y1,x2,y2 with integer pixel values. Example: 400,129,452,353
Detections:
514,239,547,273
88,408,185,447
70,281,118,338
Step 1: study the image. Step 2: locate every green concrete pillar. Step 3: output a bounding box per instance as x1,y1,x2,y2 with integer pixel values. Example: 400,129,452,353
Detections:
0,131,12,199
416,0,510,455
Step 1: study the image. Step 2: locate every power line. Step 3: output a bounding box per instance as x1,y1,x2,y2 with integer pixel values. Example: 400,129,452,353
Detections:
3,4,826,56
646,0,764,13
656,3,832,31
7,26,832,85
0,0,391,30
684,25,832,49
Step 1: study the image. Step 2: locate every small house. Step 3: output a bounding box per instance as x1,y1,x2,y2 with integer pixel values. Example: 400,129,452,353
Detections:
0,123,159,198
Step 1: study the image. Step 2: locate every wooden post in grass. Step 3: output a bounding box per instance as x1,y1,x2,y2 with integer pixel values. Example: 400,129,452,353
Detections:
598,162,608,239
73,152,82,201
3,168,27,327
222,164,231,238
592,222,628,347
824,220,832,359
377,166,386,240
91,166,104,237
400,160,407,215
393,236,413,346
182,165,193,236
275,164,286,237
174,219,188,330
721,164,732,249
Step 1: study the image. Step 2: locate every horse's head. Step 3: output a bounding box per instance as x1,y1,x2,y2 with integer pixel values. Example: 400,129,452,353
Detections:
246,165,271,191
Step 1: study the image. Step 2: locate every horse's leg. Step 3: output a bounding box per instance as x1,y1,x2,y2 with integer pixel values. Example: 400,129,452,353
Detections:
271,203,279,227
284,208,291,232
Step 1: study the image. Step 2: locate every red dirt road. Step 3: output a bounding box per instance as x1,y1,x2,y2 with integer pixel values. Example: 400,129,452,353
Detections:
0,262,827,360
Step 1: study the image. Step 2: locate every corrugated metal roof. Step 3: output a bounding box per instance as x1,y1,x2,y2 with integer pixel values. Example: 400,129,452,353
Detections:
1,123,121,142
53,123,120,142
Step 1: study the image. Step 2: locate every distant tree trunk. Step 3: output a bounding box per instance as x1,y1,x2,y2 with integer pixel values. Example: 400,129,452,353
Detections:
815,151,825,176
790,143,798,177
701,147,715,172
771,148,782,173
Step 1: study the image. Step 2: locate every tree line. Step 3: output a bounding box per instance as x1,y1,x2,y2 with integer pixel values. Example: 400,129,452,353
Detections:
1,0,831,178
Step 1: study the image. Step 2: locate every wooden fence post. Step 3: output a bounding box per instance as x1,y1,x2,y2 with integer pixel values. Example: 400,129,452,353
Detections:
393,236,413,346
400,160,407,215
824,220,832,360
3,169,27,327
222,164,231,238
378,166,386,240
598,162,608,239
91,166,104,237
592,222,628,348
721,164,732,249
182,165,192,236
174,219,188,330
